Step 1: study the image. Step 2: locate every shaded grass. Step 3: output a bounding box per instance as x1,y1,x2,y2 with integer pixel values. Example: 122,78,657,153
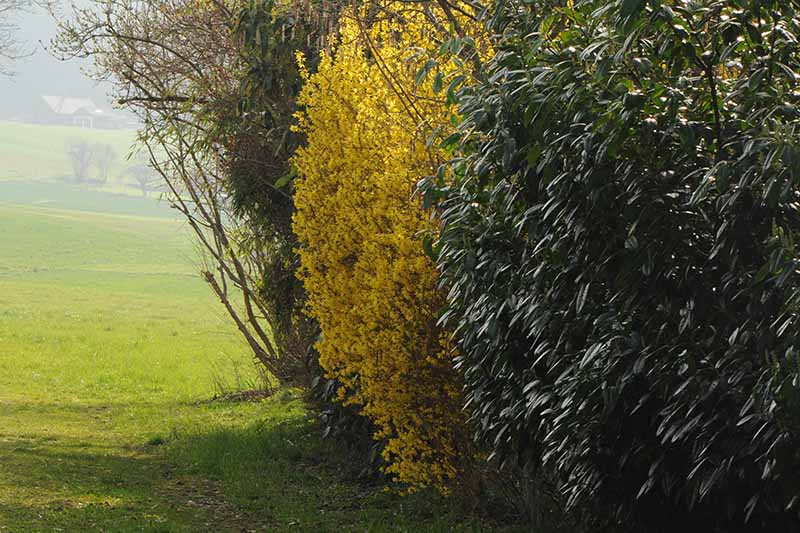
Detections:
166,392,494,532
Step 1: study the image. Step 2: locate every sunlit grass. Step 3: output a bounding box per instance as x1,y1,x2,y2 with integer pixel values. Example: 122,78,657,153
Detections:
0,201,259,530
0,200,512,531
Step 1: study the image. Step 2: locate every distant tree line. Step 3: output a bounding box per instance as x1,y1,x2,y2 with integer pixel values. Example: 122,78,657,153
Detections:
65,138,159,196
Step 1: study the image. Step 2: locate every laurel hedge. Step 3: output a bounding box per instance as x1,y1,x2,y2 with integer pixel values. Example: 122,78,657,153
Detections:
421,0,800,530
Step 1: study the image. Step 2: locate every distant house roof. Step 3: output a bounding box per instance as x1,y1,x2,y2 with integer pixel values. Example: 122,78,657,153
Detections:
41,95,100,115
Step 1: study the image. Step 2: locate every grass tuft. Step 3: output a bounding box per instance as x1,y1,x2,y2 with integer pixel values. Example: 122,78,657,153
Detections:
145,436,167,447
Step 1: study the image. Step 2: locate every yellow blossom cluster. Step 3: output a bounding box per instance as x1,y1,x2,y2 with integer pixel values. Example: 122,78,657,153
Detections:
292,7,471,489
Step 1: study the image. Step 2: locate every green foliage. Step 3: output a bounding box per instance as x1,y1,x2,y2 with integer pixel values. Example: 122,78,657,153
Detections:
215,0,319,387
228,0,373,459
221,3,314,383
424,0,800,529
227,0,304,237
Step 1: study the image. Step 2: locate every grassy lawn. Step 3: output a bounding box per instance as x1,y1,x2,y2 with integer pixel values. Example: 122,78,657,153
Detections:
0,180,172,218
0,192,502,531
0,121,137,184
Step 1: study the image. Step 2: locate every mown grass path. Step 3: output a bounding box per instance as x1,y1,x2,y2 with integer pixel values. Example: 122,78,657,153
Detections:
0,203,262,530
0,396,253,530
0,202,499,532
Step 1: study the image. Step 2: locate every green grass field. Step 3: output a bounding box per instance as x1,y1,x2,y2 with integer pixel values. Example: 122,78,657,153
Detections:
0,121,139,193
0,186,501,531
0,180,172,217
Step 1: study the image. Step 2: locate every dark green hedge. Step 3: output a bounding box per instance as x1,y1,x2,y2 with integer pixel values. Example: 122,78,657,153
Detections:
423,0,800,530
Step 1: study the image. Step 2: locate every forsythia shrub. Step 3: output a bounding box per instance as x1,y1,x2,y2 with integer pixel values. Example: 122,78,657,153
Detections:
292,7,471,489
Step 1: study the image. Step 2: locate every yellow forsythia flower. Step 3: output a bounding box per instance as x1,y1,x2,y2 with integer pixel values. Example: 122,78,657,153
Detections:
292,6,477,490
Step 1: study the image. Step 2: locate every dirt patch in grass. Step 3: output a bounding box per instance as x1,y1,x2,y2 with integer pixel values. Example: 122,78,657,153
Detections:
157,473,274,532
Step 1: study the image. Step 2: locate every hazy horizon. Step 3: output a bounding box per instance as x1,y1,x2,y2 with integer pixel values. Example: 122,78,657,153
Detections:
0,1,117,117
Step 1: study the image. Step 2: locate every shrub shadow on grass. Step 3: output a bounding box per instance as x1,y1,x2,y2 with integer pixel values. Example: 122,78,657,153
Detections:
0,440,261,532
0,442,172,530
0,500,185,533
165,391,515,533
0,392,522,532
